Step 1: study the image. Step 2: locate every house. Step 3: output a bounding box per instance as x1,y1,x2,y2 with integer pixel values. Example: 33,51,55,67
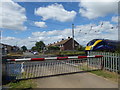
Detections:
0,43,20,55
47,37,81,51
1,43,13,55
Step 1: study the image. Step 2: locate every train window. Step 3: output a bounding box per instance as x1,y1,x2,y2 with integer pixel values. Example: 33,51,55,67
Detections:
95,41,105,47
87,39,99,46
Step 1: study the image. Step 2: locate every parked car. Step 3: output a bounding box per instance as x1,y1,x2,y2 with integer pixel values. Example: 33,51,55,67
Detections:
33,51,38,55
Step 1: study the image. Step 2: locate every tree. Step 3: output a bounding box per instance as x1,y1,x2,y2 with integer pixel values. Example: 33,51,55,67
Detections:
31,46,37,51
48,46,60,50
21,46,27,52
32,41,45,52
77,45,86,51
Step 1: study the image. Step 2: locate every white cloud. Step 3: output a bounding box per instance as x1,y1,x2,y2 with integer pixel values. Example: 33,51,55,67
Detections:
111,16,118,23
79,0,118,19
35,3,77,22
2,21,118,49
31,21,118,46
34,21,47,28
0,0,27,30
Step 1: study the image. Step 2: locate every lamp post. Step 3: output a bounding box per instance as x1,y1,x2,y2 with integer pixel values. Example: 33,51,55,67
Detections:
72,24,74,51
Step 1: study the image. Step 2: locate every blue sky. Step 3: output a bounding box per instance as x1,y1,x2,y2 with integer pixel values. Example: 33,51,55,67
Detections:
0,0,118,48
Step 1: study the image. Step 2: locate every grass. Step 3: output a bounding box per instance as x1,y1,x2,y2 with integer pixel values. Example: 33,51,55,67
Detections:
90,70,118,82
3,72,36,89
7,53,23,56
44,51,86,56
77,63,118,82
4,79,36,89
58,51,85,56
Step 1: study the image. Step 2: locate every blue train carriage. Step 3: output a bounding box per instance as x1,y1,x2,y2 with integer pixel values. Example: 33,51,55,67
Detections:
85,39,120,52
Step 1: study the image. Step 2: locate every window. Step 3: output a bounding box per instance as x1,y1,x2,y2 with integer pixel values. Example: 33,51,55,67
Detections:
75,44,78,46
87,39,99,46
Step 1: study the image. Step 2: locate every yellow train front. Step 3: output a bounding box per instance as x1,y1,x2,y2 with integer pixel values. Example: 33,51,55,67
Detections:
85,39,119,52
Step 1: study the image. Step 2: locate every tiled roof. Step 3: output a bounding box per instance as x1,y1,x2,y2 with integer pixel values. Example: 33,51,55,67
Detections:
47,38,72,47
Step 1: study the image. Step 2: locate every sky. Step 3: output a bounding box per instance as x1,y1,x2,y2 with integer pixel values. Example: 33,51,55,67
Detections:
0,0,119,49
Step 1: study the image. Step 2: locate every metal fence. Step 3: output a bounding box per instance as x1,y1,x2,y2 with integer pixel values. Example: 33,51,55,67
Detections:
88,52,120,72
5,58,102,81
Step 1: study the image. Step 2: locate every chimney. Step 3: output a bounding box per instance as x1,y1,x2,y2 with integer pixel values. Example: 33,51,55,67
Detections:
62,39,64,40
68,37,70,39
54,42,55,44
57,41,59,43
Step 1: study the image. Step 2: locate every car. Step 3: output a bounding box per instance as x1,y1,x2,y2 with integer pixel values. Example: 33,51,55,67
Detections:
33,51,38,55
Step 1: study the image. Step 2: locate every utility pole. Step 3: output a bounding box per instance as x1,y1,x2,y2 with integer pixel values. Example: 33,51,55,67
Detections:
72,24,74,50
0,30,2,89
0,30,2,43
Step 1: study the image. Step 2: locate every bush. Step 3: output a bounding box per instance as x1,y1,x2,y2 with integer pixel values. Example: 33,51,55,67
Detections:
48,46,60,50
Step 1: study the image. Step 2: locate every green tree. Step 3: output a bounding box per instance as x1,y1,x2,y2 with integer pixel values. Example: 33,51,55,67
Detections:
48,46,60,50
34,41,45,52
31,46,37,51
77,45,86,51
21,46,27,52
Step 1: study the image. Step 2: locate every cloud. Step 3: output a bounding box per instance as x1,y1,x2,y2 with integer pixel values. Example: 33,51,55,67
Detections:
111,16,118,23
34,3,77,22
34,21,47,28
79,0,118,19
2,20,118,49
0,0,27,30
31,21,118,45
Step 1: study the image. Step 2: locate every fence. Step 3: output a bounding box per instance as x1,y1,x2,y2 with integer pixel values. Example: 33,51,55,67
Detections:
88,51,120,72
5,55,102,81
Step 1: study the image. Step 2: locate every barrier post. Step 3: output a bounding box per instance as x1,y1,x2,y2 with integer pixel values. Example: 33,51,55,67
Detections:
87,51,90,71
21,62,24,73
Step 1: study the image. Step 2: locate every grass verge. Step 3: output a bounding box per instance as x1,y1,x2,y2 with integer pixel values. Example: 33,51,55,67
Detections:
58,51,85,56
78,64,118,82
3,79,36,89
90,70,118,82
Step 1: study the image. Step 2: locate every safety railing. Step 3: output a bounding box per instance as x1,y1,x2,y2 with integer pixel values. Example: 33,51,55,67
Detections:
5,55,103,81
88,52,119,72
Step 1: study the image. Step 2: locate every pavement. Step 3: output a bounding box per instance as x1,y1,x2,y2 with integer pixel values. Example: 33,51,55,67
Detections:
36,72,118,88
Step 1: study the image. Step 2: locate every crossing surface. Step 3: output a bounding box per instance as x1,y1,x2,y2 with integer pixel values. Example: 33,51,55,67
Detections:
36,72,118,88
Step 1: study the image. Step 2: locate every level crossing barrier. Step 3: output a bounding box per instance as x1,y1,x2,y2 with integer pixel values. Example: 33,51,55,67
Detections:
5,55,103,81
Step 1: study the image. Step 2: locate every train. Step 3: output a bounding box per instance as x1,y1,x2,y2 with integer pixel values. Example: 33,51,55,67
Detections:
85,39,120,52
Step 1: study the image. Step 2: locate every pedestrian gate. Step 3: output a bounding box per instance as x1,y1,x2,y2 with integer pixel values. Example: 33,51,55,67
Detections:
5,55,103,81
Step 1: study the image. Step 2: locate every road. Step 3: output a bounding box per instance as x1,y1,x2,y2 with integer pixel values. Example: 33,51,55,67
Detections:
36,72,118,88
23,52,56,58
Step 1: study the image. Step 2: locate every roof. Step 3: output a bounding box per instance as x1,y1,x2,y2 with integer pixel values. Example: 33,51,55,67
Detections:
0,43,13,47
47,38,79,47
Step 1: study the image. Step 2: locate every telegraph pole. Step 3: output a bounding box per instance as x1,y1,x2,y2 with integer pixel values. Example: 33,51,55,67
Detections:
72,24,74,50
0,30,2,43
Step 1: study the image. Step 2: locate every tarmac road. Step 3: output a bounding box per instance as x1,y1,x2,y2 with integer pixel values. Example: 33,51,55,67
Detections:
36,72,118,88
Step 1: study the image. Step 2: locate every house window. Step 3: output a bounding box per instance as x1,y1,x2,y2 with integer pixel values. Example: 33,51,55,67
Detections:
75,44,78,46
60,44,63,47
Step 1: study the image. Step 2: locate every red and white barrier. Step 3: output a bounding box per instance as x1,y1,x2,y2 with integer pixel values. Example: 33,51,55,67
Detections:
7,55,103,62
